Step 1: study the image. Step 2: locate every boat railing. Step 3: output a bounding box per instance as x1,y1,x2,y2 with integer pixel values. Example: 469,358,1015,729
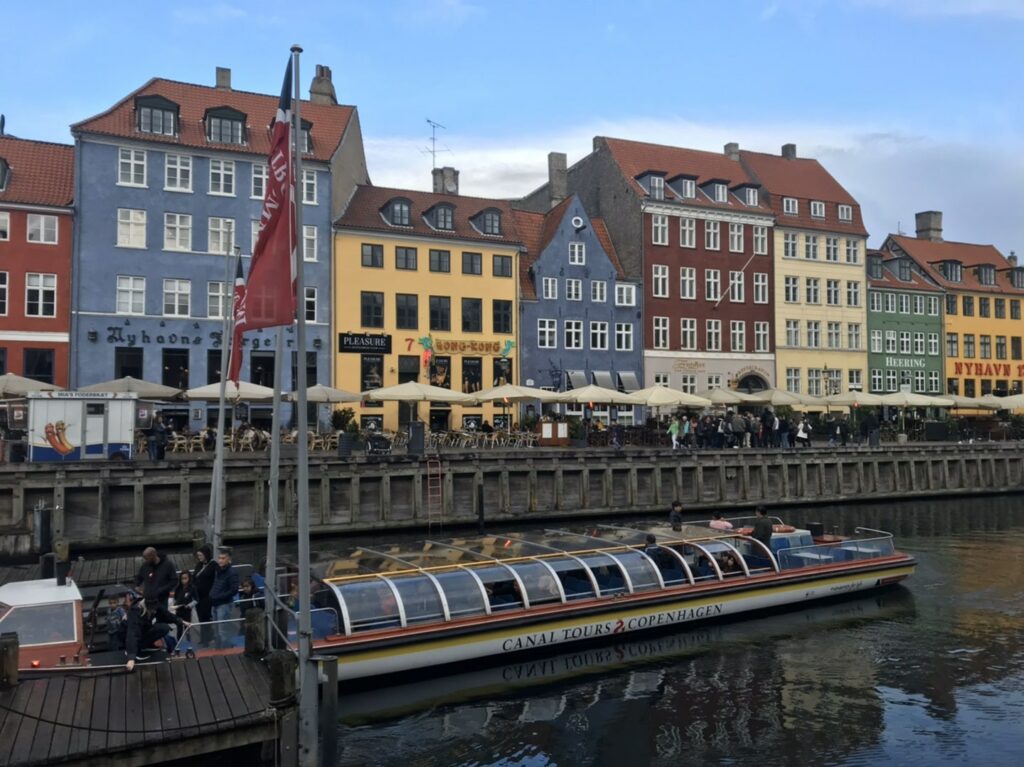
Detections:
776,534,897,570
706,515,786,529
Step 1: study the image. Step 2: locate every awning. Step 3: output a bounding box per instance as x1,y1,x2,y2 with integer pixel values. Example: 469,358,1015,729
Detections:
593,371,615,389
619,372,641,392
568,370,589,390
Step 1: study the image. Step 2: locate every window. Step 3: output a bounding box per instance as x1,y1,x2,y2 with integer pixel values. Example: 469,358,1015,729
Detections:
0,212,8,240
116,275,146,315
729,223,743,253
591,280,606,302
538,319,557,348
810,201,825,218
362,243,383,268
590,321,608,350
162,278,190,317
897,260,911,282
653,317,669,349
429,249,450,273
207,281,226,319
849,369,862,390
825,236,839,262
808,369,823,397
827,321,841,349
928,371,940,393
884,370,898,391
870,291,882,312
753,272,768,303
783,197,798,215
845,239,859,264
929,296,941,316
783,232,798,258
786,320,800,347
566,278,582,301
482,211,502,235
1013,300,1021,320
730,320,746,352
679,374,696,393
542,277,558,300
304,287,317,322
848,323,861,350
996,336,1007,360
913,370,925,392
680,318,697,350
564,241,586,266
23,273,57,317
885,331,897,353
429,296,451,331
615,284,636,306
118,147,146,186
706,319,722,351
784,276,799,303
493,300,513,334
870,329,883,353
846,281,861,306
714,183,727,203
209,159,235,196
680,218,696,248
361,291,384,328
705,269,721,302
462,252,482,275
885,293,897,313
705,220,720,250
729,271,744,303
838,204,852,221
652,214,668,246
807,321,820,348
165,154,192,191
681,178,696,198
995,298,1006,319
565,319,581,348
391,201,411,226
395,246,417,270
389,293,417,330
786,368,801,393
804,234,818,260
964,334,975,358
977,265,995,286
23,349,55,385
0,272,7,314
251,163,267,198
826,279,840,306
979,297,990,318
208,217,235,254
945,261,963,282
649,176,664,200
805,277,819,304
911,294,924,315
652,265,669,298
493,255,512,277
302,169,317,204
745,188,759,206
947,333,959,357
870,369,883,392
435,205,453,230
301,226,317,262
164,213,191,251
913,332,925,355
753,225,768,255
251,219,260,252
755,321,769,352
928,333,940,356
962,296,974,316
115,346,144,380
117,208,146,248
615,323,633,351
462,298,483,333
138,104,175,135
1013,337,1022,360
26,214,58,244
654,373,670,388
207,114,244,144
980,335,992,359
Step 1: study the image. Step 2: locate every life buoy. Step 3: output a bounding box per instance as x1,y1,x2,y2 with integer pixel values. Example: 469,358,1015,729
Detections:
773,524,796,533
738,527,754,536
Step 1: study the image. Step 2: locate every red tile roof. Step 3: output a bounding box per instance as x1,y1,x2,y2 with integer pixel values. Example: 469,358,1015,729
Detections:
71,78,355,164
866,249,944,293
591,218,626,280
600,137,772,215
0,135,74,208
888,235,1024,295
738,150,867,236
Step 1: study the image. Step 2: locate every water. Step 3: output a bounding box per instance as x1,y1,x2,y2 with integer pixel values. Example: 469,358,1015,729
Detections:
331,496,1024,767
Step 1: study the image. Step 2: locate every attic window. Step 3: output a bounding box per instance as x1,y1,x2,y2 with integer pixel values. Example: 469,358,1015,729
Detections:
810,201,825,218
745,188,758,207
135,95,178,136
1011,269,1024,289
867,255,883,279
435,205,453,230
897,260,911,282
0,157,8,192
301,120,312,154
977,265,996,286
482,210,502,235
838,204,852,221
389,200,411,226
680,178,696,198
943,261,962,282
783,197,798,215
205,107,246,145
649,176,664,200
714,183,727,203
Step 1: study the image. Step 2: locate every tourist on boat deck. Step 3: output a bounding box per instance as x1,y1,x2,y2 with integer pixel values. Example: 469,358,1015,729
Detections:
172,570,197,626
124,589,191,670
669,500,684,532
709,512,733,531
236,576,265,616
192,544,216,645
135,546,177,609
106,594,128,651
209,547,240,647
751,506,773,549
719,553,742,573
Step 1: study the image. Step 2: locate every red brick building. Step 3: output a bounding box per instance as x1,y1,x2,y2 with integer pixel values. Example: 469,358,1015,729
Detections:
0,135,74,385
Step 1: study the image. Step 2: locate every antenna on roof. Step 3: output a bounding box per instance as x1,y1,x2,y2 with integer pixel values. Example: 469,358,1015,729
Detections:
421,118,451,169
0,114,5,136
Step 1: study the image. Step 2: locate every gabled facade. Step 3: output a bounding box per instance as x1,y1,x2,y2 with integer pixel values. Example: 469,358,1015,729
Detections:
885,212,1024,397
0,134,75,385
70,65,368,428
739,144,868,398
333,174,520,432
513,195,642,421
865,248,944,394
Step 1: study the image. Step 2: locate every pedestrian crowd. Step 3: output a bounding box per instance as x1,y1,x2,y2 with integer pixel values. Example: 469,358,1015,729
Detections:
666,409,881,450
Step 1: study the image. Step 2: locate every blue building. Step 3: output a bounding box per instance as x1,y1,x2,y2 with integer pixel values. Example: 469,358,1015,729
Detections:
70,65,368,428
515,193,644,423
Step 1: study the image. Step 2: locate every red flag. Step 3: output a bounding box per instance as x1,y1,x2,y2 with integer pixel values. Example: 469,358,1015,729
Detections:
227,258,246,384
240,58,297,331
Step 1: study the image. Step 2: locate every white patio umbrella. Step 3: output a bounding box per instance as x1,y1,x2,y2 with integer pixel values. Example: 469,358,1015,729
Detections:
976,393,1024,410
877,391,954,408
473,384,563,403
185,381,277,402
79,376,182,399
286,384,362,403
0,372,63,398
946,394,1000,410
362,381,476,403
823,390,885,407
694,388,758,406
630,386,711,408
741,387,805,407
555,384,644,406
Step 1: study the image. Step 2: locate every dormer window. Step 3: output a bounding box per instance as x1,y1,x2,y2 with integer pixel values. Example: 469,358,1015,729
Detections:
745,188,758,207
810,201,825,218
135,95,178,136
942,260,963,282
783,197,798,215
300,120,312,154
897,259,911,282
867,255,883,279
838,204,852,221
680,178,696,199
977,264,996,285
1011,269,1024,289
0,157,8,192
435,204,453,230
205,107,246,145
714,183,727,203
482,210,502,235
649,176,664,200
389,200,411,226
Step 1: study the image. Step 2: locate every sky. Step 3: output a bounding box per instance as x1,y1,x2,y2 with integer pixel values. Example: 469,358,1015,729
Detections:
4,0,1024,252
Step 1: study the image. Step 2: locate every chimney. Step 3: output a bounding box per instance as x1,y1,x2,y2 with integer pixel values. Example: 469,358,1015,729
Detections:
432,166,459,195
1009,251,1018,267
781,143,797,159
548,152,568,209
724,142,740,161
215,67,231,90
309,64,337,105
915,210,943,242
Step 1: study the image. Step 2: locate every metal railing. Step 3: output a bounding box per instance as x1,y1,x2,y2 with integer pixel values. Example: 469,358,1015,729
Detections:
776,531,896,570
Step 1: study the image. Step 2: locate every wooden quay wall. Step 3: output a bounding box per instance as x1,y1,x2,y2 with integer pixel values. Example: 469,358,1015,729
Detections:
1,444,1023,554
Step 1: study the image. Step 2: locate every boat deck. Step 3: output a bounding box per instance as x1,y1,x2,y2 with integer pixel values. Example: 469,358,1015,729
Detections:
0,557,141,590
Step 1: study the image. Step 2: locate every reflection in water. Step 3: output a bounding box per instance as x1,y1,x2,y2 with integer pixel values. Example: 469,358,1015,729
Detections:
335,498,1024,767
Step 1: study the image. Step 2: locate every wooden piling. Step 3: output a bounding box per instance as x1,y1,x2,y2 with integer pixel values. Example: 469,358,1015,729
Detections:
0,633,17,689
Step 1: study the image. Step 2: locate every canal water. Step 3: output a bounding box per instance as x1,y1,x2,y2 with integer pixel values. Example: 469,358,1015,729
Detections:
329,495,1024,767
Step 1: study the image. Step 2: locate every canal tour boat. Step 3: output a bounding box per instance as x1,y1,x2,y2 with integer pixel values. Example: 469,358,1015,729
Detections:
4,517,915,680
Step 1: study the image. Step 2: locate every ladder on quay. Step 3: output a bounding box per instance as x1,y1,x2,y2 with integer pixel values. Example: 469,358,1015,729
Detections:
426,458,444,534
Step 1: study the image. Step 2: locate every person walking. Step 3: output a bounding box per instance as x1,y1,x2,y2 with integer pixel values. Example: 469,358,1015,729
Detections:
667,416,681,450
208,547,240,647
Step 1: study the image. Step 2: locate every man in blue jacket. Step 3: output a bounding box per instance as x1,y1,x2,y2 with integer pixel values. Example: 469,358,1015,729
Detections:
209,547,239,647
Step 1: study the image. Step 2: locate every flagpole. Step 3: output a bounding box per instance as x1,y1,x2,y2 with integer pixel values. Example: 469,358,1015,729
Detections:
264,325,284,643
290,43,319,767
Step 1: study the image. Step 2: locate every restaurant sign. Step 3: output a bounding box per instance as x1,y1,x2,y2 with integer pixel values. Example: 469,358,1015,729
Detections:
339,333,392,354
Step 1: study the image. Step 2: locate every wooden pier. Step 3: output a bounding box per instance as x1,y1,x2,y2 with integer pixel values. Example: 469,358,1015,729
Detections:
0,555,142,589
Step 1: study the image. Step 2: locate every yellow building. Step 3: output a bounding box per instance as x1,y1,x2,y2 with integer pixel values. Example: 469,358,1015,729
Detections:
740,147,868,396
333,174,520,431
885,213,1024,397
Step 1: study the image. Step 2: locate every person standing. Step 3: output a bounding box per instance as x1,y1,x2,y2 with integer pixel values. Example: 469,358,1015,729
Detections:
172,571,197,625
209,547,240,647
135,547,176,609
709,512,733,531
751,506,773,550
669,500,684,532
192,544,216,626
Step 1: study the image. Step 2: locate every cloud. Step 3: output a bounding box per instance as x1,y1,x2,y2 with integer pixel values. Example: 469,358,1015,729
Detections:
851,0,1024,19
366,116,1024,254
393,0,484,27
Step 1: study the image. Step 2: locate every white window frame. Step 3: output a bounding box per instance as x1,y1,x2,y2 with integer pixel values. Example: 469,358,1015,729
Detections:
302,169,317,205
753,272,768,304
207,281,227,319
870,330,883,353
745,188,758,207
730,320,746,352
928,296,940,316
847,281,861,307
804,234,818,260
303,225,318,262
783,197,798,215
251,163,268,199
885,330,897,353
810,200,825,218
118,147,146,187
783,232,798,258
845,239,860,264
305,286,317,323
681,178,696,199
538,319,557,349
805,277,820,304
165,154,192,192
913,332,926,355
27,214,58,244
653,316,669,350
654,373,670,387
754,321,769,352
208,217,235,255
705,220,720,250
928,371,940,392
870,291,882,312
566,278,582,301
827,321,841,349
728,223,743,253
568,241,586,265
542,277,558,300
649,176,664,200
838,204,852,221
899,294,911,314
847,323,861,350
25,272,57,317
680,374,696,393
871,369,883,392
680,318,696,351
209,159,235,196
784,276,799,303
0,271,7,316
753,225,768,255
825,236,839,262
679,267,696,300
116,275,146,316
0,212,8,241
652,214,668,246
899,331,912,355
590,321,608,350
729,271,744,303
564,319,583,350
913,295,925,315
615,284,636,306
928,333,940,356
251,220,260,253
885,293,897,313
714,183,727,203
615,323,633,351
786,368,801,394
116,208,146,248
162,278,191,317
164,213,192,252
885,370,898,391
705,269,721,302
590,280,606,303
706,319,721,351
826,279,840,306
652,265,669,298
786,320,800,347
807,320,820,348
679,217,696,248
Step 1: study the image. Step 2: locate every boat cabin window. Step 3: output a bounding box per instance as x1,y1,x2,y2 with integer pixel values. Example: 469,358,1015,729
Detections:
335,580,402,631
611,550,661,591
578,554,628,595
473,566,525,611
644,546,687,585
545,559,596,600
391,575,445,624
507,561,564,605
0,602,76,645
434,570,488,619
729,538,773,571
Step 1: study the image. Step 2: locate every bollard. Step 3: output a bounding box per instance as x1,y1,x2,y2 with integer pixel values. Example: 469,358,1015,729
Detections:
0,632,19,689
244,608,267,657
314,656,338,767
